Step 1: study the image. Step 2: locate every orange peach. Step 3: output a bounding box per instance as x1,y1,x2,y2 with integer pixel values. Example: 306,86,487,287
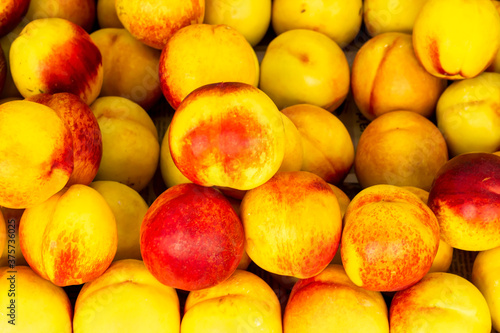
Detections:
354,111,448,191
0,0,30,37
341,185,440,291
20,184,117,286
241,171,342,279
284,264,389,333
0,100,73,209
281,104,354,185
169,82,285,191
97,0,123,29
25,0,96,32
351,32,447,120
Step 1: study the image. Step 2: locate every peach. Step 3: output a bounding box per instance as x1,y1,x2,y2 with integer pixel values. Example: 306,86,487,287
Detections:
413,0,500,79
169,82,285,191
284,264,389,333
20,184,117,286
436,72,500,156
73,259,180,333
354,111,449,191
351,32,447,120
272,0,363,48
0,266,72,332
0,0,30,37
115,0,204,50
97,0,123,29
89,181,149,261
10,18,103,105
241,171,342,279
159,23,259,110
281,104,354,185
26,92,102,186
90,28,162,111
90,96,160,192
25,0,96,32
328,184,351,218
0,207,26,267
140,183,245,291
278,113,304,172
428,152,500,251
341,185,440,291
0,100,73,209
181,269,282,332
259,29,350,112
390,272,491,333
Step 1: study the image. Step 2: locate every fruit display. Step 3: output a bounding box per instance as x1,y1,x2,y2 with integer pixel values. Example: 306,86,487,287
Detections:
0,0,499,332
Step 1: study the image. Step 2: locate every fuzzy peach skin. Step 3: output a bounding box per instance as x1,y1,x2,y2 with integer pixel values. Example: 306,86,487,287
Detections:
281,104,354,185
436,72,500,156
241,171,342,279
413,0,500,80
25,0,96,32
341,184,440,291
284,264,389,333
115,0,204,50
182,269,282,333
159,23,259,110
169,82,285,191
90,28,162,111
278,113,304,172
10,18,103,105
390,272,491,333
260,29,349,112
97,0,123,28
428,153,500,251
0,266,72,332
20,184,117,287
26,92,102,186
0,207,26,267
355,111,449,191
472,246,500,332
0,100,73,209
73,259,180,333
0,0,29,37
351,32,447,121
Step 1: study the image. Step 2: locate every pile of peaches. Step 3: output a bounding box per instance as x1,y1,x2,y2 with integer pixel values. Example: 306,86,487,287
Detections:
0,0,500,332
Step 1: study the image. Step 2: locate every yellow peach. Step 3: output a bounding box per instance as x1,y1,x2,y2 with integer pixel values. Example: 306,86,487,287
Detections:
160,125,192,188
25,0,96,32
278,113,304,173
97,0,123,29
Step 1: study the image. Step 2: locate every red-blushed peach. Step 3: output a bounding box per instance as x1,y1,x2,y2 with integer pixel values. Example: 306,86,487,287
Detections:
351,32,447,121
390,272,491,333
10,18,103,105
0,0,30,37
341,184,440,291
278,112,304,172
20,184,117,286
0,207,26,267
284,264,389,333
97,0,123,28
25,0,96,32
281,104,354,185
73,259,180,333
115,0,204,50
181,269,282,332
355,111,449,191
169,82,285,191
140,183,245,291
428,152,500,251
159,24,259,110
413,0,500,80
0,266,72,332
0,100,73,209
241,171,342,279
90,28,162,111
26,92,102,186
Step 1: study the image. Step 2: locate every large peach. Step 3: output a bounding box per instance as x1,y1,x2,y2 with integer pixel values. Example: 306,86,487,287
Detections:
351,32,447,120
390,272,491,333
20,184,117,286
428,152,500,251
115,0,204,50
140,183,245,291
354,111,449,191
73,259,180,333
413,0,500,79
0,0,30,37
341,185,440,291
169,82,285,191
159,23,259,110
281,104,354,185
241,171,342,279
26,92,102,186
10,18,103,105
284,264,389,333
25,0,96,32
0,100,73,209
